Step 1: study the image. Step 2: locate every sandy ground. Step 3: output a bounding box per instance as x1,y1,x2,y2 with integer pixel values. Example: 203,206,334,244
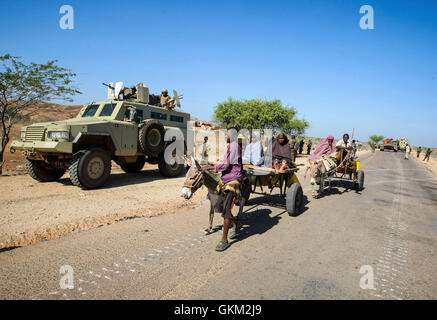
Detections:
410,151,437,177
0,163,207,249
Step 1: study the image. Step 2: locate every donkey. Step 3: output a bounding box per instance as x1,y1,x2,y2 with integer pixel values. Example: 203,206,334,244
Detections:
305,156,336,198
181,156,251,234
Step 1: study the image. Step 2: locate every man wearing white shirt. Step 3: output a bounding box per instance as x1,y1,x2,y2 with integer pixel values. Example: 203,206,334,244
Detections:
335,133,358,182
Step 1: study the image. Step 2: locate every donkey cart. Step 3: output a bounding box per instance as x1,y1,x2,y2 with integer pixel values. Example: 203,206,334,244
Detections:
310,151,365,198
244,165,304,217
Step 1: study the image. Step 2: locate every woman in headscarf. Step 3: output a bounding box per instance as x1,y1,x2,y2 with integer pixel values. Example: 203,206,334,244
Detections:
308,136,336,163
243,132,264,166
305,136,336,180
271,133,294,171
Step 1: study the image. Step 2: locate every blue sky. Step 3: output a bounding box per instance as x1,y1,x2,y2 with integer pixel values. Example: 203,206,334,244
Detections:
1,0,436,146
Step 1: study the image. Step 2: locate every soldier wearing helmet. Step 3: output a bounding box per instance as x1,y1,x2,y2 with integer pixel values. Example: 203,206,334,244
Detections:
160,89,176,109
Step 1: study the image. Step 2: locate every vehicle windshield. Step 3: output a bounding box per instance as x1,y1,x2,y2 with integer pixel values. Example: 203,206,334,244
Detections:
82,104,100,117
98,103,117,117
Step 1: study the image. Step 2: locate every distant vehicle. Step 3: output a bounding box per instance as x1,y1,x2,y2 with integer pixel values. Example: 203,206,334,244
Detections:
380,138,399,152
10,82,190,189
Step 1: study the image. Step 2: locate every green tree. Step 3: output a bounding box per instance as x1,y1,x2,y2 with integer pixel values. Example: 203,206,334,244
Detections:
213,97,309,134
282,118,310,136
0,54,80,174
369,135,384,145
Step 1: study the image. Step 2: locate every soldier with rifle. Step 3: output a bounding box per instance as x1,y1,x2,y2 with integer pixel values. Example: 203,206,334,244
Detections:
289,135,297,163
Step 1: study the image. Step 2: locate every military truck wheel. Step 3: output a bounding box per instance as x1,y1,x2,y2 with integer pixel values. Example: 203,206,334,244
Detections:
120,156,146,173
138,120,165,157
26,158,66,182
69,148,111,189
158,155,184,177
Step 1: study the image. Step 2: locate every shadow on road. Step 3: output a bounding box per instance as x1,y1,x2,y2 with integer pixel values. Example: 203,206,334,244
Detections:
314,179,365,199
246,193,309,216
230,208,281,245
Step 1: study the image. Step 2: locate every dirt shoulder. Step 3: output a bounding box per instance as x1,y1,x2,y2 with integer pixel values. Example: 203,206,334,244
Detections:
0,164,206,249
410,151,437,177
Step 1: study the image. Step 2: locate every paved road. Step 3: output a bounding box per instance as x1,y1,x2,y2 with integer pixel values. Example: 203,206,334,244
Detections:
1,151,436,299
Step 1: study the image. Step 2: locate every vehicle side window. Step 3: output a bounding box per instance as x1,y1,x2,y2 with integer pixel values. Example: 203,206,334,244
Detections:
82,104,100,117
151,112,167,120
170,115,184,123
137,110,143,122
99,103,116,117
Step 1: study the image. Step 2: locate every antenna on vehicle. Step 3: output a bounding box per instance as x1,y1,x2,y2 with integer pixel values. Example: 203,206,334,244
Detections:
173,89,183,108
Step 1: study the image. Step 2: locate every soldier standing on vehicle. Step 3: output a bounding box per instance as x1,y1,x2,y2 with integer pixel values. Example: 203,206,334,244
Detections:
423,148,432,162
160,89,176,109
405,144,411,160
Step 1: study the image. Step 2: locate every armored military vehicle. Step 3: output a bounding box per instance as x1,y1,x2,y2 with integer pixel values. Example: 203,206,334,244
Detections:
379,138,399,152
10,82,190,189
398,137,408,151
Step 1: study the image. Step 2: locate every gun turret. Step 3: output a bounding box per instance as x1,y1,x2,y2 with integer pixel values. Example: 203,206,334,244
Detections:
102,82,115,90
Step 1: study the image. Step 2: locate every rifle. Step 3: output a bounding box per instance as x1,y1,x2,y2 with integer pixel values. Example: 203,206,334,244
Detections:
102,82,115,90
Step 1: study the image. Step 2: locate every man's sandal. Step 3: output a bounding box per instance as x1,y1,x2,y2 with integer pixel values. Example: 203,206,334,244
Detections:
215,241,230,252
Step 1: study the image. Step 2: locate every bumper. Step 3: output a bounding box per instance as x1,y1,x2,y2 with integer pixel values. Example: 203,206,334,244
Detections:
10,140,73,154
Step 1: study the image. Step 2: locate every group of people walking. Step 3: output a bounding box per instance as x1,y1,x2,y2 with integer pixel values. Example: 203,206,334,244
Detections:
416,146,433,161
404,145,433,161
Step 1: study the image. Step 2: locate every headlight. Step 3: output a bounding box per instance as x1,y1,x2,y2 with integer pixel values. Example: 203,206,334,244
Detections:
48,131,69,140
21,131,26,140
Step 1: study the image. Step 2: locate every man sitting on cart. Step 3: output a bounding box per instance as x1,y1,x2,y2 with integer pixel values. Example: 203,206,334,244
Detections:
335,133,358,182
201,128,243,252
335,133,352,161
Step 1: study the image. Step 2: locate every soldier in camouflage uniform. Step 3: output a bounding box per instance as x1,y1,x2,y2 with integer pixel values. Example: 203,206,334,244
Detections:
307,140,312,155
423,148,432,162
289,135,297,163
294,137,300,160
160,89,176,109
416,146,422,158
